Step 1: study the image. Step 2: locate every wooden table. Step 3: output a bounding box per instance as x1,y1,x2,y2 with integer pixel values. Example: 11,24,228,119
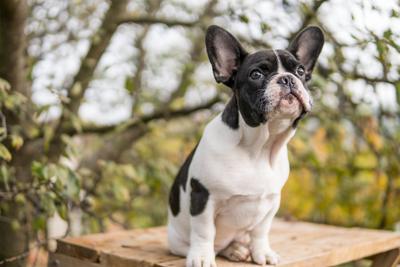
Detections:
48,219,400,267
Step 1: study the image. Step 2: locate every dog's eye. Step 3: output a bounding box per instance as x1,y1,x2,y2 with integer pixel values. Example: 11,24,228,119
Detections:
250,70,263,80
297,65,305,76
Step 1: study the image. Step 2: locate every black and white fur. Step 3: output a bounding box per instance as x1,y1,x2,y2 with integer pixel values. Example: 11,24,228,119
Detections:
168,25,324,267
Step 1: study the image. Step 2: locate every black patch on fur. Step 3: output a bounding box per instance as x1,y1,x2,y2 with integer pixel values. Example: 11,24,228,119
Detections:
234,50,278,127
221,96,239,129
278,50,302,75
190,178,209,216
169,145,198,216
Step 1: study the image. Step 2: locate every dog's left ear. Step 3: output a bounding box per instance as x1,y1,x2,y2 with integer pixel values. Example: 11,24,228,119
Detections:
288,26,324,81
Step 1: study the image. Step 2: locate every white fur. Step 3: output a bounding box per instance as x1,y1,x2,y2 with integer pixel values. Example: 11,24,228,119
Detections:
273,50,285,73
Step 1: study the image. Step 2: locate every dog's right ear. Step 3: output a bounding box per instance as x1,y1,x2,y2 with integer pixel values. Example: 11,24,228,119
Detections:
205,25,248,88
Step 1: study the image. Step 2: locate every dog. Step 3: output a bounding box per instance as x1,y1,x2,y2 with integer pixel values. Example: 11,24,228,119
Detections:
167,25,324,267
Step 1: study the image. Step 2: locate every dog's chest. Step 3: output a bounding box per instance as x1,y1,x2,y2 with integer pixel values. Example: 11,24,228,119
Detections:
195,146,289,197
216,194,278,230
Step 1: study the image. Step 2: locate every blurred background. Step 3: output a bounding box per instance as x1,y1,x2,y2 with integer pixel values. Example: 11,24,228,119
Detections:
0,0,399,266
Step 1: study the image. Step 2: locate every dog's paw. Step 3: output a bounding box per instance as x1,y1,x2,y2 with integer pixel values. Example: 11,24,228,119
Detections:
219,241,250,262
186,248,217,267
251,248,280,265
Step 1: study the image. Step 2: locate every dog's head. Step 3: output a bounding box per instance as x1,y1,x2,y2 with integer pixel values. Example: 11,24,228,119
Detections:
205,25,324,128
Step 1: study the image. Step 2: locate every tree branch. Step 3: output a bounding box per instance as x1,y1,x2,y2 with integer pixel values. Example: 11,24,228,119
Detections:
77,94,221,178
52,0,129,157
350,71,397,84
130,0,162,113
64,0,129,116
65,95,221,136
57,0,209,138
130,26,150,113
117,16,198,28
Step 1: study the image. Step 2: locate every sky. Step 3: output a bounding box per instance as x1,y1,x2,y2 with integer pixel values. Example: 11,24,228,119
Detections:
29,0,400,125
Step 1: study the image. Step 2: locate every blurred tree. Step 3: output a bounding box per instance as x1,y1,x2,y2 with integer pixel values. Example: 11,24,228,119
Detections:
0,0,399,266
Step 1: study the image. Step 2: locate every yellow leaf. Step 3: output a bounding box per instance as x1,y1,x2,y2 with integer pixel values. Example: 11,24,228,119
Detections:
10,135,24,150
0,144,12,161
170,97,185,109
0,78,11,91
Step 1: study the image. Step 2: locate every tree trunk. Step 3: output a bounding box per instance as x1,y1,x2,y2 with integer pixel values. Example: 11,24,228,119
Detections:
0,0,29,122
0,0,30,266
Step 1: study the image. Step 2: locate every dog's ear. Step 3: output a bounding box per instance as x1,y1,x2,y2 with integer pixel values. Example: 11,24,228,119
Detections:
288,26,324,81
205,25,248,88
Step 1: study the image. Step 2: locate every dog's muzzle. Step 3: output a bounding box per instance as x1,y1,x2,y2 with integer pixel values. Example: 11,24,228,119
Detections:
277,74,312,113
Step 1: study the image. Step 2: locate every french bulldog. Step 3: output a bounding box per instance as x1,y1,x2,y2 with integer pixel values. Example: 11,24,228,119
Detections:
167,25,324,267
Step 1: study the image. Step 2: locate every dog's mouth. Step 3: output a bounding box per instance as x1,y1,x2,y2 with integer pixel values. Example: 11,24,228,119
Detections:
279,93,300,109
280,91,311,113
283,93,298,103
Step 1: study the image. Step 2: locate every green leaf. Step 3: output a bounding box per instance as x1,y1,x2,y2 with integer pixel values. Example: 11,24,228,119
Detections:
395,82,400,107
383,29,392,39
260,22,270,33
0,164,10,191
32,161,47,182
41,193,56,216
239,14,249,23
33,216,46,231
57,204,68,221
376,39,388,58
66,169,80,201
124,78,135,93
0,144,11,161
0,127,6,141
43,125,55,151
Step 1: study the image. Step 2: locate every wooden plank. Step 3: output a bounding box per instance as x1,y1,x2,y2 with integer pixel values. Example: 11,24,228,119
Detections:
56,240,100,263
371,248,400,267
48,252,103,267
99,231,182,267
53,219,400,267
268,223,400,267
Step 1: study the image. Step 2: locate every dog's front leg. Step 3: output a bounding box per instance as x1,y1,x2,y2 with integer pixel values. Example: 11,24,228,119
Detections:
186,186,216,267
250,195,281,265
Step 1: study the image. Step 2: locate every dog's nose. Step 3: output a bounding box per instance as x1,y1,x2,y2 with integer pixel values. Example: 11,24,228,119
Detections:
277,75,295,90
